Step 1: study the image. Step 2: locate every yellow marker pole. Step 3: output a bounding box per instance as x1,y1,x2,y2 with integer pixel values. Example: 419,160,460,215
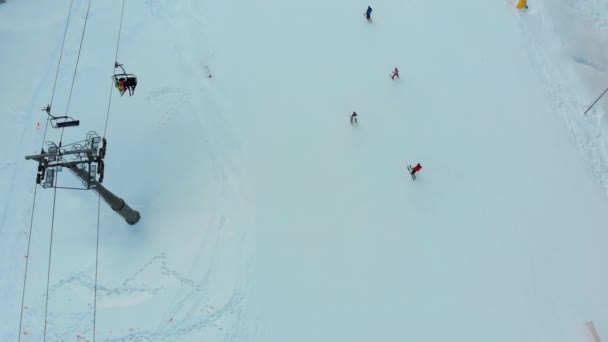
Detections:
516,0,528,9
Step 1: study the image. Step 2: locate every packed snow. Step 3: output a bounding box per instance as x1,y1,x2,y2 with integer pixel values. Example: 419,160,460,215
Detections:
1,0,608,341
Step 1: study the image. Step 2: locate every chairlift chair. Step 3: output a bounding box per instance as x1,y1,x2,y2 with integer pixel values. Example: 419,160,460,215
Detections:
112,62,137,97
42,105,80,129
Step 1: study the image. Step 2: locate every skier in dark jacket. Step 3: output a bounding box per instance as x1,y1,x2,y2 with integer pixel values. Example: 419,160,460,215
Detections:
391,67,400,80
350,112,358,125
126,76,137,96
365,6,373,21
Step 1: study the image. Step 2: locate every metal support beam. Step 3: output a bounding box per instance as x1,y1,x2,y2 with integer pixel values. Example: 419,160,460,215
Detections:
25,148,96,161
69,166,140,225
24,132,140,225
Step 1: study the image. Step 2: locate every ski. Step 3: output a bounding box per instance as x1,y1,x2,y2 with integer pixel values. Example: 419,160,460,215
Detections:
407,165,416,180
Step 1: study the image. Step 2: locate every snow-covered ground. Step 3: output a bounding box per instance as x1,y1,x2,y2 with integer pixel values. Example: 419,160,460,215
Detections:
1,0,608,341
524,0,608,193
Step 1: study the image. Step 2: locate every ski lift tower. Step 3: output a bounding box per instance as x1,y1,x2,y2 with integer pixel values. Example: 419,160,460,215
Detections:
25,131,140,225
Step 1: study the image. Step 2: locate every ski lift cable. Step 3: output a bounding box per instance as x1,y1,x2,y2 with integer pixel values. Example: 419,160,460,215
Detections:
42,0,94,339
47,0,77,117
42,120,68,342
17,0,77,339
103,0,126,139
63,0,94,124
42,178,60,342
93,1,127,340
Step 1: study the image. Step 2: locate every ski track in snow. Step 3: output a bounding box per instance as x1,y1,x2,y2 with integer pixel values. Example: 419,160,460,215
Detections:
563,0,608,29
144,0,166,17
144,89,189,133
518,6,608,194
19,253,245,341
100,289,244,342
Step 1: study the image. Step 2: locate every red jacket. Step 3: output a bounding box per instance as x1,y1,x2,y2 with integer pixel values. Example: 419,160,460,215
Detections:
413,164,422,172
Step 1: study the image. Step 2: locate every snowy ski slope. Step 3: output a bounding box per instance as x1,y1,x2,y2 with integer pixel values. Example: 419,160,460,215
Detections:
1,0,608,341
521,0,608,196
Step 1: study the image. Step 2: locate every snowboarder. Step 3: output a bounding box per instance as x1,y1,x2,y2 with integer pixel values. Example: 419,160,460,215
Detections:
350,112,358,125
365,6,373,21
126,76,137,96
408,163,422,180
391,67,399,80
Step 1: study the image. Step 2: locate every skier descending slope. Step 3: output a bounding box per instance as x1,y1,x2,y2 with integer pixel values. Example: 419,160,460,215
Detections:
390,67,399,80
364,6,373,22
350,112,358,125
407,163,422,180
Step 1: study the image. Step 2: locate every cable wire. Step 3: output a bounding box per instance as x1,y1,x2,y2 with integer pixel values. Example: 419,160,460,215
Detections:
65,0,95,117
41,126,66,342
41,0,94,337
42,164,60,342
17,0,76,339
103,0,126,138
93,1,127,340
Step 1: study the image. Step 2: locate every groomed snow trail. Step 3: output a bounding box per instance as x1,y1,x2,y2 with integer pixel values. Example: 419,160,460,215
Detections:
202,0,608,340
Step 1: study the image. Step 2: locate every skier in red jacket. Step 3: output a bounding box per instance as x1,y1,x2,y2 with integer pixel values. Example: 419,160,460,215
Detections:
116,77,127,96
410,163,422,176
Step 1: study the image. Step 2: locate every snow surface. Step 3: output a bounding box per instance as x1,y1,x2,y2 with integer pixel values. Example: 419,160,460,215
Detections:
1,0,608,341
525,0,608,194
